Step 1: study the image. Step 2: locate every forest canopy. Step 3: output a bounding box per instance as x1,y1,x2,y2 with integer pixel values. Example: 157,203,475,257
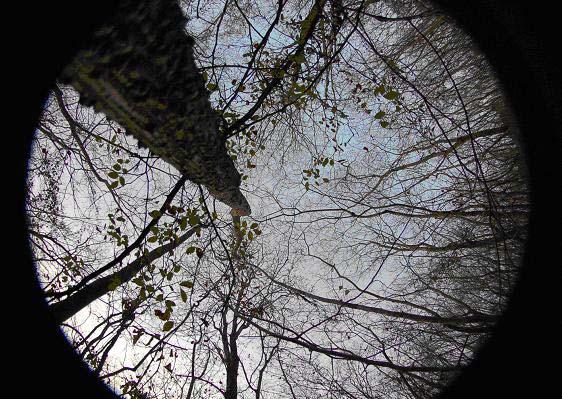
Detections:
26,0,529,398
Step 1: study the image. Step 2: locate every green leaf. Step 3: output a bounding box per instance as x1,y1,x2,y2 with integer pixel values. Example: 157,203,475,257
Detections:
119,176,125,186
186,246,196,255
297,2,321,45
165,300,176,308
206,83,218,91
380,121,390,128
290,53,306,64
149,210,161,219
180,281,194,289
188,214,199,226
107,276,121,291
147,236,158,243
180,289,187,302
132,277,144,286
108,171,119,179
113,163,122,171
162,321,174,332
374,111,385,119
383,91,399,100
179,217,188,231
250,223,258,229
108,181,119,189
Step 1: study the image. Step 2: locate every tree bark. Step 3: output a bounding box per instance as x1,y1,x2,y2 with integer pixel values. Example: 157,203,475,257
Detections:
58,0,250,216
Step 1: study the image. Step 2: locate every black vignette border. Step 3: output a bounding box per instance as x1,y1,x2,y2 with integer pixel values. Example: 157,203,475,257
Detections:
9,1,560,399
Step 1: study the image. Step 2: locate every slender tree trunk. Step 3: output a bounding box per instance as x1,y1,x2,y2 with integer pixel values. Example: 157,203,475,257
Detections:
224,350,240,399
50,226,199,323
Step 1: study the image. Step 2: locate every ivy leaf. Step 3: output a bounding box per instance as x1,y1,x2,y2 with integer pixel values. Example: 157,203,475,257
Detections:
384,91,399,100
188,214,199,226
180,281,194,289
149,210,162,219
162,321,174,332
107,276,121,291
297,2,321,45
132,277,144,286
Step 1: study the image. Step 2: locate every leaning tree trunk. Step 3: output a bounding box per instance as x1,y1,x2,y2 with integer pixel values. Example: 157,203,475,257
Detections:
58,0,251,216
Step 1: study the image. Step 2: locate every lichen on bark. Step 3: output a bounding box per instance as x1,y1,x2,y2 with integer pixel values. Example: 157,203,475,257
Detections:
58,0,251,215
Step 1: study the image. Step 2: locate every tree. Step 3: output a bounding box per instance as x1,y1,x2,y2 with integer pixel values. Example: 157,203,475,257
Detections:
26,0,529,398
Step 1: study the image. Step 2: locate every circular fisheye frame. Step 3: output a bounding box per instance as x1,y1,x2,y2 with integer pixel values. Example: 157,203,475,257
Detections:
21,1,558,399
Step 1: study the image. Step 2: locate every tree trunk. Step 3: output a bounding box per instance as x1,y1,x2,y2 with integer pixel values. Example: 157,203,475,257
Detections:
224,338,240,399
50,226,198,323
58,0,251,216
